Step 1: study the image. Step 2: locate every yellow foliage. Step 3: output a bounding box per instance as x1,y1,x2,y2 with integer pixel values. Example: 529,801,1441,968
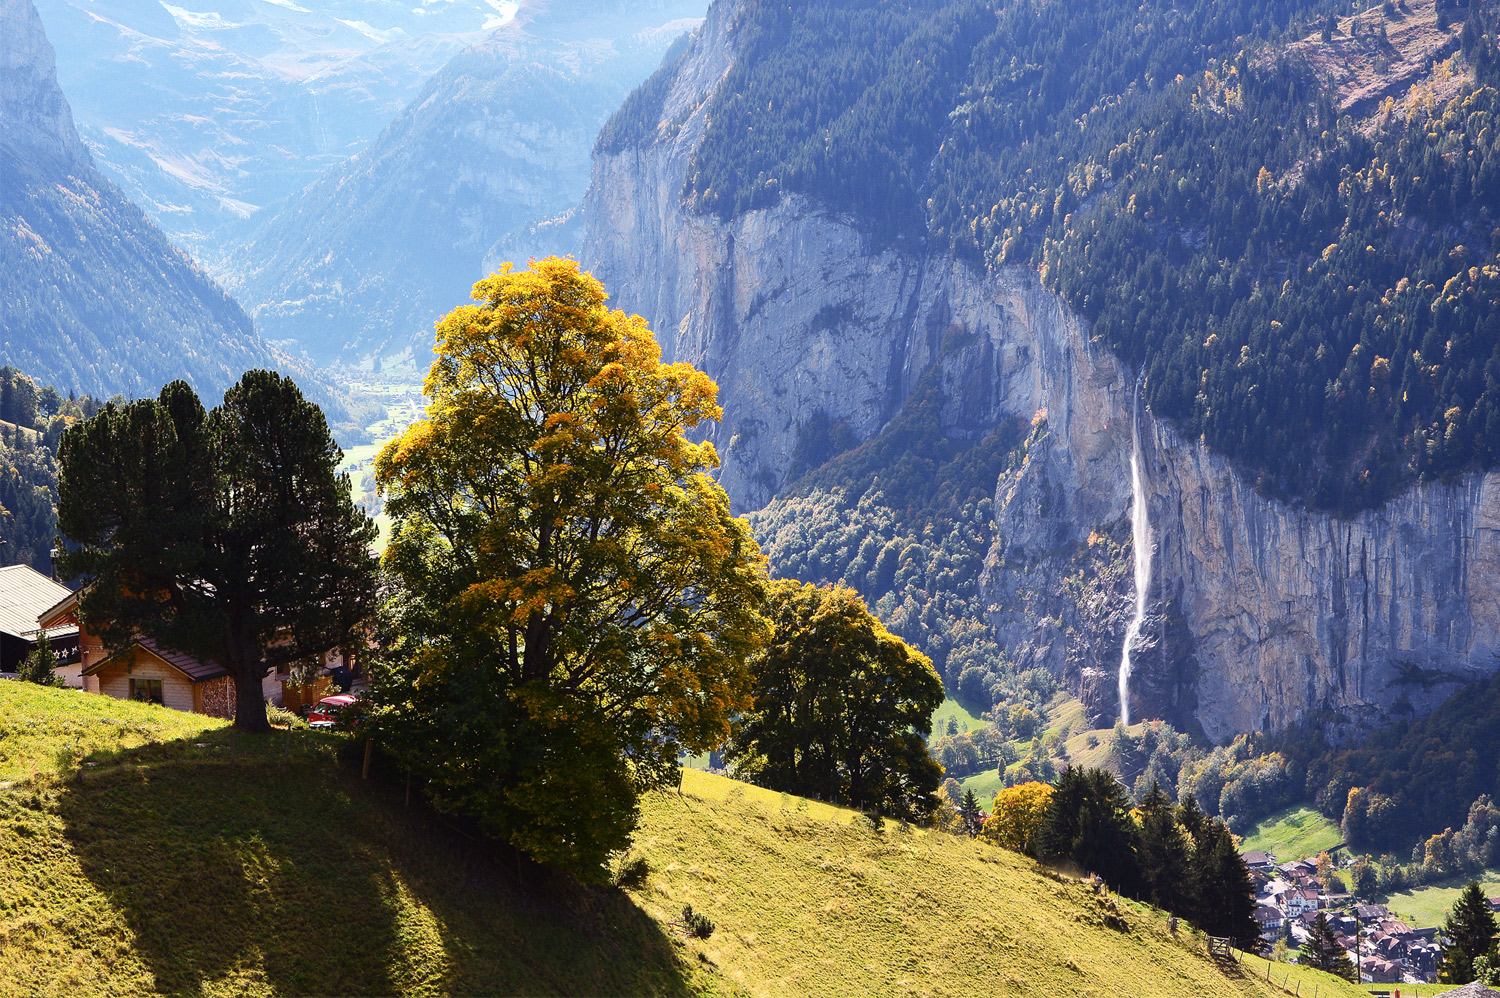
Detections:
979,780,1054,854
373,258,773,866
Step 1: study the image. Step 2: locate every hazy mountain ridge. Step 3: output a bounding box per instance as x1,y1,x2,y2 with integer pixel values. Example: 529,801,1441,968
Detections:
0,0,346,423
225,1,706,365
31,0,520,260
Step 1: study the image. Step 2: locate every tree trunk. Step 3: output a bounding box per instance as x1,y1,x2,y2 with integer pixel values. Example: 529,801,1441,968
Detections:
233,666,271,732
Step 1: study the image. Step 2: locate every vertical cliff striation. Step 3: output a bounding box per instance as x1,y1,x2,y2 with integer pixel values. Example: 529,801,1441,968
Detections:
0,0,85,166
581,0,1500,743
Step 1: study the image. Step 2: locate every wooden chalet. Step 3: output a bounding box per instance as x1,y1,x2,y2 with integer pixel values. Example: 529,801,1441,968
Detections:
36,588,352,718
37,590,275,719
0,565,78,677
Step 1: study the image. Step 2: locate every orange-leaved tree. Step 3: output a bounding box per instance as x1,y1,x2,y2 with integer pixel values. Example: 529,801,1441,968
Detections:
371,257,769,879
979,780,1054,855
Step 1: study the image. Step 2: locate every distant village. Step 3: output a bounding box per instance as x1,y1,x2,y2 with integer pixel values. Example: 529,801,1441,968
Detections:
1244,849,1452,985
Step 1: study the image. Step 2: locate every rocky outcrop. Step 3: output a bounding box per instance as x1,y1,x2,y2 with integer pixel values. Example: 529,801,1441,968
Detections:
0,0,341,416
0,0,86,165
581,0,1500,743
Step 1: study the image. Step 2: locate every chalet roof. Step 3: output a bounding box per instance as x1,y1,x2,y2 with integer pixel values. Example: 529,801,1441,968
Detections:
0,565,72,638
1242,850,1275,865
86,637,228,683
1354,903,1389,919
36,586,78,630
1254,905,1283,922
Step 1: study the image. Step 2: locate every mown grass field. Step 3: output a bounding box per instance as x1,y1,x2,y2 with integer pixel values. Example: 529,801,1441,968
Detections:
0,680,1369,997
1373,870,1500,927
929,696,983,735
1239,805,1344,862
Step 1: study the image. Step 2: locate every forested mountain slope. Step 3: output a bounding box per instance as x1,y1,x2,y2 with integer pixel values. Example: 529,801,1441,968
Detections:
0,0,333,413
584,0,1500,743
668,0,1500,512
226,2,705,365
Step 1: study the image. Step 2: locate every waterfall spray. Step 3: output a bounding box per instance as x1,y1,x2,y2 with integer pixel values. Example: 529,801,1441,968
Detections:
1118,384,1153,727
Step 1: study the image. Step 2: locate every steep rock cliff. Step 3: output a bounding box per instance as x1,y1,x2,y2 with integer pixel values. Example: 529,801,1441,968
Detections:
581,0,1500,742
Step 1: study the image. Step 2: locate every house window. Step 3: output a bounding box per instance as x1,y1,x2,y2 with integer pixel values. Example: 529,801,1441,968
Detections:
130,678,164,705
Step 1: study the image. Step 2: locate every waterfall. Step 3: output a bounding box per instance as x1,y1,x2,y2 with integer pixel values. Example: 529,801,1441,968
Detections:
1118,386,1153,727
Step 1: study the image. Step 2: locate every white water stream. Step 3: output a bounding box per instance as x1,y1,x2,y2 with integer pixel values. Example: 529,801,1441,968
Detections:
1118,388,1153,727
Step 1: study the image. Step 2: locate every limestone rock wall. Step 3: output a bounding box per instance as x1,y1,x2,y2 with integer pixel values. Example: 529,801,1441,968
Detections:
580,0,1500,742
0,0,87,165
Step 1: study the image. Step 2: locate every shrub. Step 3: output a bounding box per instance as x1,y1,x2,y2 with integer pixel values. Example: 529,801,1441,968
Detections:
681,904,715,939
265,703,305,728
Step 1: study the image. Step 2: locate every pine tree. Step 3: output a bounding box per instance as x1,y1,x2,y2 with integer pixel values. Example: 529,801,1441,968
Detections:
1304,911,1356,981
961,788,983,836
58,373,379,731
1038,766,1144,896
1175,792,1210,846
1442,880,1499,983
1190,821,1260,945
1138,781,1192,914
17,631,60,687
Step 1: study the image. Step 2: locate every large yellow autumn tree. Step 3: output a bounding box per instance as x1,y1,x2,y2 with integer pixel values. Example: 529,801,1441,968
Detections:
371,258,769,879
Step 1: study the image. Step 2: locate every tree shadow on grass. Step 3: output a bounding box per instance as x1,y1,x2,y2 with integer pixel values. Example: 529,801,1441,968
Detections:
56,735,700,996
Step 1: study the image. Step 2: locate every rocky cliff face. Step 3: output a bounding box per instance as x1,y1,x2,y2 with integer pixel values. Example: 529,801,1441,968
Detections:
0,0,343,418
581,0,1500,743
0,0,85,166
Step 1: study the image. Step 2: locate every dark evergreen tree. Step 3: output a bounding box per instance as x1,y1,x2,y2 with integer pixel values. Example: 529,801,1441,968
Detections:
1037,766,1144,896
17,631,60,687
961,788,983,836
1442,881,1500,984
1189,822,1260,946
1304,911,1356,981
57,372,379,731
1138,781,1192,914
1175,792,1210,845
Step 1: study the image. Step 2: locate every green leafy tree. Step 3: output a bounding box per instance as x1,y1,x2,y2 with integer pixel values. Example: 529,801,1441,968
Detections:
371,258,770,881
58,373,378,730
1304,911,1356,981
17,630,61,686
1442,881,1500,984
728,579,943,822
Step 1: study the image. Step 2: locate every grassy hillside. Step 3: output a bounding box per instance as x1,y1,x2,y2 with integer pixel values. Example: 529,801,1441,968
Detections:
0,681,1367,997
0,682,223,782
1239,806,1344,862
